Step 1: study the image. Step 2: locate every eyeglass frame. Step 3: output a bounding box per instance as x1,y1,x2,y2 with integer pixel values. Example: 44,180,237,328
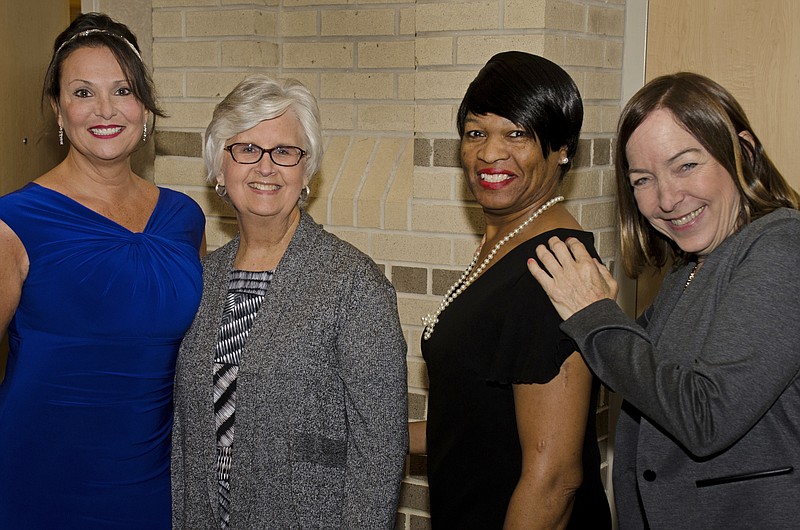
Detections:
224,143,307,167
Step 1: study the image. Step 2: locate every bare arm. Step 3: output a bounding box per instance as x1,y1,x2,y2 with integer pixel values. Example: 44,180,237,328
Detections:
0,220,28,338
504,352,593,529
408,420,426,455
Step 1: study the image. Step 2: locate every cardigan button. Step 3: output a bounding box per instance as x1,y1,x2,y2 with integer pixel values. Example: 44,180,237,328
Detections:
643,469,657,482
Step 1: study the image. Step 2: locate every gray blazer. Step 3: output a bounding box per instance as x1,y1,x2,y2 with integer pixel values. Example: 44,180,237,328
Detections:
563,209,800,529
172,210,408,529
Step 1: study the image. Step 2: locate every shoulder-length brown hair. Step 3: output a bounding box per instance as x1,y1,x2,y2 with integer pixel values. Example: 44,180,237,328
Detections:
615,72,800,278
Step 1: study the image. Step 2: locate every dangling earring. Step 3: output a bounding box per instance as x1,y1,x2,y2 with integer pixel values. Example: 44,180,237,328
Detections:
142,122,148,143
58,126,64,146
299,185,310,203
215,183,227,197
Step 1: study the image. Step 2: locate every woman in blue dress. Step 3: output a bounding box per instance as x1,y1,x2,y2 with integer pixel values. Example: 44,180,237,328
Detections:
0,13,204,529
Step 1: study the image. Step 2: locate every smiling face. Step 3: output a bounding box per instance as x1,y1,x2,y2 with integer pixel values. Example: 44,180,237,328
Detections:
626,108,742,262
219,111,308,224
55,45,146,165
460,112,565,219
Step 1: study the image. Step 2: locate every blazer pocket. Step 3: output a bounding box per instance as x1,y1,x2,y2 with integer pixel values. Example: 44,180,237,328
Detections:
696,466,793,488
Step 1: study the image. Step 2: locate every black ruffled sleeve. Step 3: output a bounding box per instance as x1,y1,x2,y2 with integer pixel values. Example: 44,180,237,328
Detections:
486,230,598,385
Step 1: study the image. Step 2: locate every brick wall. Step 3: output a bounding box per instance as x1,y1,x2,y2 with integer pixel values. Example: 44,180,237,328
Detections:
146,0,625,526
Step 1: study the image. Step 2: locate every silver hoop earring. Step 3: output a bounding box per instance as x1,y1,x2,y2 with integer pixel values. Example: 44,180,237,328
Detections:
58,126,64,146
215,183,227,197
142,122,148,143
299,185,310,202
560,157,569,165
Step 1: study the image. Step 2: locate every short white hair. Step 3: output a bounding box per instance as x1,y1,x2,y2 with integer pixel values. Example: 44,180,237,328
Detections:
204,75,323,183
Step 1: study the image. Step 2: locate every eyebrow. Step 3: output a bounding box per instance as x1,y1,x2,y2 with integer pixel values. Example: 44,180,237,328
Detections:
628,147,703,174
666,147,702,164
66,78,129,86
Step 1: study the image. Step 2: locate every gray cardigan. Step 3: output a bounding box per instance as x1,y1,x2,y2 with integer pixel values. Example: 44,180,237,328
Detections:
172,210,408,529
563,208,800,529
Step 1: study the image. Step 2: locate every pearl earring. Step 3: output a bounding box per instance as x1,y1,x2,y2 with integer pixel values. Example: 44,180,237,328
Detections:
58,126,64,146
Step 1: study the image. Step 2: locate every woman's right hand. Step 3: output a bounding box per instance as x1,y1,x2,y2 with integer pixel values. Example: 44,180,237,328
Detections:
527,236,617,321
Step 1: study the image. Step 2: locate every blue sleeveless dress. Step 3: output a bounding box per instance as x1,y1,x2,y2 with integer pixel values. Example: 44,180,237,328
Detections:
0,183,204,529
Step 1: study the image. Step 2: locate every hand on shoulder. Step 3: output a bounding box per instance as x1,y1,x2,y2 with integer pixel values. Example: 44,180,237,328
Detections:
527,236,618,321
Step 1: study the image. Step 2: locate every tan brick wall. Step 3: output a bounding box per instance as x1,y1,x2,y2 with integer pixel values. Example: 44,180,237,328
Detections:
139,0,626,526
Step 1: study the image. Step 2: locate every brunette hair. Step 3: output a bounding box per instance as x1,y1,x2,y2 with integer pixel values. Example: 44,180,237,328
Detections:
616,72,800,277
43,12,164,117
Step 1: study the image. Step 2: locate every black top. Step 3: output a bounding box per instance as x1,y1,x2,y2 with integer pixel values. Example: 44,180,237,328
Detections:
422,229,611,528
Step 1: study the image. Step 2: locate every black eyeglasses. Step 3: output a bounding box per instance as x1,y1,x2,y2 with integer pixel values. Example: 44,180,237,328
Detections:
224,143,306,167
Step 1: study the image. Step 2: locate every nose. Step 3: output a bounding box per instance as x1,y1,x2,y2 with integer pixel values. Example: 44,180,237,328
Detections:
254,150,277,174
657,178,684,213
476,135,509,163
94,94,116,120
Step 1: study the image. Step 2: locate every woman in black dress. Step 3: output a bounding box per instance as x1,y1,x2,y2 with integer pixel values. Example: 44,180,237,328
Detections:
410,51,611,528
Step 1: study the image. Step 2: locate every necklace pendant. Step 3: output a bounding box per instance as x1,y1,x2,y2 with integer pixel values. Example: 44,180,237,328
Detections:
683,263,699,290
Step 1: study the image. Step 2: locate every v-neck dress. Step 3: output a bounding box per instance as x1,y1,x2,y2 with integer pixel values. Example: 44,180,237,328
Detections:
422,228,611,528
0,182,204,529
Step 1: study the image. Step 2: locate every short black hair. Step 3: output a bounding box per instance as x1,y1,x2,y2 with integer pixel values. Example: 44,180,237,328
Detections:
457,51,583,175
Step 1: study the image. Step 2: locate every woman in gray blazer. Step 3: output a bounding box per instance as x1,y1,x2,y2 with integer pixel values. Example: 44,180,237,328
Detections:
171,75,408,529
527,73,800,528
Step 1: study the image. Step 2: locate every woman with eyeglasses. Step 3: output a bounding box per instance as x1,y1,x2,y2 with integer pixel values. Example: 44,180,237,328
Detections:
170,75,408,529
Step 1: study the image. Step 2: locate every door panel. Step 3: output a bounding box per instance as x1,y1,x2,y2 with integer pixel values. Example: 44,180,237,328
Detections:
647,0,800,193
0,1,70,196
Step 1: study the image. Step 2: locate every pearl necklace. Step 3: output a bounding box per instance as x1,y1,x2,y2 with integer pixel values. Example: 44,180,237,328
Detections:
422,196,564,341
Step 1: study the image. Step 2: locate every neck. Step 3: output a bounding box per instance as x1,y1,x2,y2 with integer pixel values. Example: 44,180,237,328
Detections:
235,207,301,271
481,197,567,253
50,150,138,195
68,147,137,178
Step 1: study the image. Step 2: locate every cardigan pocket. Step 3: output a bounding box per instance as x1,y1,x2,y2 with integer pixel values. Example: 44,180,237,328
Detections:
695,466,793,488
289,432,347,526
292,431,347,468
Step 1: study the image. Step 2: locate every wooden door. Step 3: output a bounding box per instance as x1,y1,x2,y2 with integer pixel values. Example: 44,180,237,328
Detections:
646,0,800,193
0,1,70,195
